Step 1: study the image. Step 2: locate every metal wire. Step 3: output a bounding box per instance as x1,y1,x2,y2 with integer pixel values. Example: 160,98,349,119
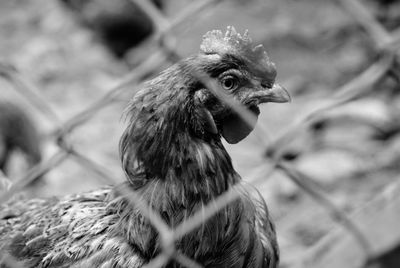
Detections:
1,0,400,267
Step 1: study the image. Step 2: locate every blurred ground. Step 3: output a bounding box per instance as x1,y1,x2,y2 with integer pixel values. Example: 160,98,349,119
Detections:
1,0,400,267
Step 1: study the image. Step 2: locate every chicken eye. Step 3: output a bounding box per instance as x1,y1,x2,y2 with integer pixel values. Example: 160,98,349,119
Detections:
221,76,238,91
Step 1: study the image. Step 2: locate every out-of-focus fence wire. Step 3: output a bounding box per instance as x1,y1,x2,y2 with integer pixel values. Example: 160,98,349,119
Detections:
1,0,400,267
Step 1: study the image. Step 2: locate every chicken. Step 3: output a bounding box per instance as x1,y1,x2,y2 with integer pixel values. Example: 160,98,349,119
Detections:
59,0,163,59
0,101,42,181
0,26,290,267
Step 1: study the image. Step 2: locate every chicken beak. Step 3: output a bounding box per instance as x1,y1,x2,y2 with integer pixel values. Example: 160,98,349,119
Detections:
265,83,291,103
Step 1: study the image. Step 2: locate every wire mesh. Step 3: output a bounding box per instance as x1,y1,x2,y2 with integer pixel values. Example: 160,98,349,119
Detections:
1,0,400,267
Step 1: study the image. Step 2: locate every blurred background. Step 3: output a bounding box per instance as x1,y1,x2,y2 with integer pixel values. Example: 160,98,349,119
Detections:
1,0,400,267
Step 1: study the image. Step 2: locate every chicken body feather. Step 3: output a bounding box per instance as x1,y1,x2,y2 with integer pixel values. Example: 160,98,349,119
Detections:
0,184,277,267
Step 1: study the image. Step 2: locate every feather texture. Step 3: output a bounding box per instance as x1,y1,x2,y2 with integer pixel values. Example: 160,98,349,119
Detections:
0,27,288,267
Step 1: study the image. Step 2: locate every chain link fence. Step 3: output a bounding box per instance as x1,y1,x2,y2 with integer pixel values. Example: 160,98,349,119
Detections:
1,0,400,267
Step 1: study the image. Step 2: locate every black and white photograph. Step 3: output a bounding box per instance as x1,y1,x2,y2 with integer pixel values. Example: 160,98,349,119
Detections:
0,0,400,267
